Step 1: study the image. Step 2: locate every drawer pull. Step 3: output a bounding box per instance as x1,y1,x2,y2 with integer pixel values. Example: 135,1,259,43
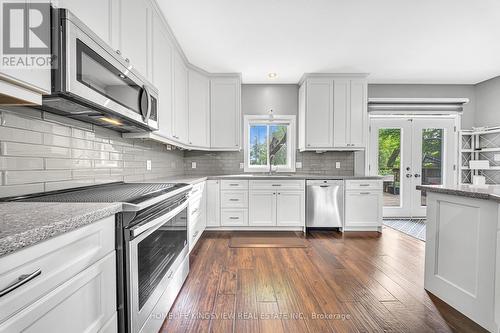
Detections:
0,269,42,297
193,231,200,239
229,198,239,201
272,184,281,187
229,184,239,186
191,208,198,214
229,216,239,220
359,184,370,187
192,189,199,194
167,271,174,279
360,192,370,195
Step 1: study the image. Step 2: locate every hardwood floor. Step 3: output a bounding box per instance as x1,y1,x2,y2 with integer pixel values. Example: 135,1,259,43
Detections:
160,227,487,333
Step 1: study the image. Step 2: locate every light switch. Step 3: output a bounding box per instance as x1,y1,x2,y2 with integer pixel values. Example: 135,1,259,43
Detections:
296,162,302,169
239,162,244,169
191,162,197,169
146,160,152,170
494,154,500,162
335,162,341,169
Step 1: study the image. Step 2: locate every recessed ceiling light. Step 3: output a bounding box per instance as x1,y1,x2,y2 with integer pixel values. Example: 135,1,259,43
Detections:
268,73,277,79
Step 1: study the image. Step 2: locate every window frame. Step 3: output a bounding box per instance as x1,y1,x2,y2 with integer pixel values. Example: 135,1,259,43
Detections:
244,115,296,173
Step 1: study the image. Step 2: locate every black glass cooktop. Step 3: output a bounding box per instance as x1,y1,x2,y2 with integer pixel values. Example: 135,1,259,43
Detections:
0,182,189,204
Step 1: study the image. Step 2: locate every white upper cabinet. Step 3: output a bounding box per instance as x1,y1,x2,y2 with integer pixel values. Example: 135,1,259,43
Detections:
210,77,241,150
298,74,368,151
304,78,334,149
117,0,152,80
349,79,368,147
188,69,210,148
172,52,188,143
151,11,174,140
54,0,118,47
0,1,52,103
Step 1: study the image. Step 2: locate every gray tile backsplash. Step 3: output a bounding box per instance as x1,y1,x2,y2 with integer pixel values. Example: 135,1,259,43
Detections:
0,108,184,198
184,150,354,176
0,107,355,198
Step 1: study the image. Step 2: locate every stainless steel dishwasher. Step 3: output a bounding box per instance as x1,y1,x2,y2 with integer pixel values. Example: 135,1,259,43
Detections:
306,180,344,229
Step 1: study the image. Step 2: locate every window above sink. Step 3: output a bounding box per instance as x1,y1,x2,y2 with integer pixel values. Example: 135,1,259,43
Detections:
243,115,296,173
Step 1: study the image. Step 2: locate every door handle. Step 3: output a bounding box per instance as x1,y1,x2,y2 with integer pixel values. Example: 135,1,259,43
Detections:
406,174,413,178
414,174,421,178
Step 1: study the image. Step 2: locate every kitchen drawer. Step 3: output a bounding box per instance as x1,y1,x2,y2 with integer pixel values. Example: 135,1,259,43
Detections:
189,196,204,221
345,179,382,190
221,180,249,190
0,251,116,333
221,209,248,226
0,216,115,323
190,181,205,199
249,180,305,190
189,213,205,251
221,191,248,208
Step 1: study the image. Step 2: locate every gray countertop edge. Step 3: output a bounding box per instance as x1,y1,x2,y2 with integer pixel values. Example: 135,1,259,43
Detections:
150,175,382,184
417,185,500,202
0,202,122,258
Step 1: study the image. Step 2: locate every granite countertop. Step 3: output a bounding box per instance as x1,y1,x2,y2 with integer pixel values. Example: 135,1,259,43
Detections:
0,202,122,257
417,184,500,202
147,174,382,183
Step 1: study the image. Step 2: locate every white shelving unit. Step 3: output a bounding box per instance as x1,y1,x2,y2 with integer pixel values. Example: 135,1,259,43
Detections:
460,126,500,184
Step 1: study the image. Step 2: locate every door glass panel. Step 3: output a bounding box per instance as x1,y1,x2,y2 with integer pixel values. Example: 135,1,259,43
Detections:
378,128,401,207
249,125,268,166
76,39,143,115
270,124,288,166
421,128,444,206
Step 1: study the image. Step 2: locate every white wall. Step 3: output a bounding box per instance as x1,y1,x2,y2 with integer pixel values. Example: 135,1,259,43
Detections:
369,84,476,129
475,76,500,127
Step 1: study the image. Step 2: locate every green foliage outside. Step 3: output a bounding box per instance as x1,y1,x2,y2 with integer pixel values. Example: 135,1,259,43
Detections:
378,129,401,176
249,124,288,166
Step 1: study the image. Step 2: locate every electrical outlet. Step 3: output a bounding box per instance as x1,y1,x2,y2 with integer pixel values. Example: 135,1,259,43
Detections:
191,162,197,169
146,160,152,171
494,154,500,162
335,162,341,169
239,162,244,169
296,162,302,169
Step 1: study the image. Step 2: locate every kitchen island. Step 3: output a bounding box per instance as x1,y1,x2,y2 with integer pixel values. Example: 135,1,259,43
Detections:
417,184,500,333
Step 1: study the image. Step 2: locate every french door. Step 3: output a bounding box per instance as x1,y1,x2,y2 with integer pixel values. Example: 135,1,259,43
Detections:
369,116,457,217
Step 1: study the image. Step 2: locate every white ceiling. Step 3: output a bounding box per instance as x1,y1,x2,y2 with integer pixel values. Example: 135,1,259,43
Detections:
157,0,500,84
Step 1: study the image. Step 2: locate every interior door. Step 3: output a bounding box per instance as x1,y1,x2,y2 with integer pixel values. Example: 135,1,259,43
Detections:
410,118,456,217
370,116,457,218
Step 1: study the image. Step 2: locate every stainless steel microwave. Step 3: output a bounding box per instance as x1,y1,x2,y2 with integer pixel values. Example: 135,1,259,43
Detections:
41,8,159,132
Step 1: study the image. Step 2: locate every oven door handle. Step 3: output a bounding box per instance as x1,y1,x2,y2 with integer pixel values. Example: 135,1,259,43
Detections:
128,199,188,239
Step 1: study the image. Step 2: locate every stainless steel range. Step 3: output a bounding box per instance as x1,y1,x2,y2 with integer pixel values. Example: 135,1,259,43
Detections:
1,182,192,333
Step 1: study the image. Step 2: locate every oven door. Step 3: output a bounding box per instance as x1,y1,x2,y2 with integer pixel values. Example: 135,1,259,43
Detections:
126,199,188,333
60,15,158,130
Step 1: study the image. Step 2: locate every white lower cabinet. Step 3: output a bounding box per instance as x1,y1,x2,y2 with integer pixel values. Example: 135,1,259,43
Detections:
206,180,221,227
249,190,276,226
0,216,117,332
344,180,383,231
276,191,305,227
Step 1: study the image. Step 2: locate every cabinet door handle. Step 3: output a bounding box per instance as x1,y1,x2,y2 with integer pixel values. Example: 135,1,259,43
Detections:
192,231,199,239
0,269,42,297
167,271,174,279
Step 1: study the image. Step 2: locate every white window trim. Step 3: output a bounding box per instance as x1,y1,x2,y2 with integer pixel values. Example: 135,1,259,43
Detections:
244,115,296,173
